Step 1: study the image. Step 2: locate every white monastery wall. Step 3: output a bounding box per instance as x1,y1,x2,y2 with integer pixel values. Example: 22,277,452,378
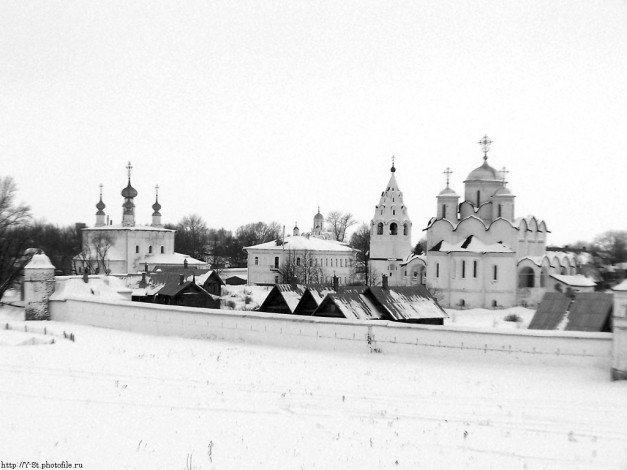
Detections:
50,298,611,369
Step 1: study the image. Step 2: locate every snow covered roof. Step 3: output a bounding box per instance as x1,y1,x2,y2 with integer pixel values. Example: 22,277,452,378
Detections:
245,235,355,253
430,236,513,254
365,286,448,321
24,253,55,270
83,224,174,232
50,276,131,302
613,279,627,291
401,253,426,266
317,292,382,320
146,253,206,266
549,274,596,288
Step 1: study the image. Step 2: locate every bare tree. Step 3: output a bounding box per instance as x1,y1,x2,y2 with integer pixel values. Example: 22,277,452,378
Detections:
349,222,370,284
278,249,326,285
174,214,210,260
0,177,32,300
326,211,357,242
236,221,281,247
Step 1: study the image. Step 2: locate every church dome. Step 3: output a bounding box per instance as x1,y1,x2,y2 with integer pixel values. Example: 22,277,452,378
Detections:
493,185,513,196
121,181,138,199
314,211,324,221
152,199,162,215
438,186,459,197
465,161,502,182
96,197,106,215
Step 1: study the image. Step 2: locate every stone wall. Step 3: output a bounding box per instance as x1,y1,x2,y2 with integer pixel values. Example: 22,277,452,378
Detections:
50,297,612,369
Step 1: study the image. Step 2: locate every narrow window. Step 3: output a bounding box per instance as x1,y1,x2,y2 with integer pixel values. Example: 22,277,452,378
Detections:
436,263,440,278
340,259,343,267
274,257,279,269
135,245,139,254
403,223,408,235
461,260,466,278
493,265,498,281
377,223,383,235
296,257,301,266
274,276,279,284
390,223,398,235
160,246,164,254
393,209,396,215
498,204,502,218
476,190,481,206
442,205,447,219
473,260,477,278
254,256,259,265
149,245,153,254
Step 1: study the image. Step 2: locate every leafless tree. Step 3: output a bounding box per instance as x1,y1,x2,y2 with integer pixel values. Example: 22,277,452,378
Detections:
326,211,357,242
278,249,326,285
74,232,114,275
0,176,32,299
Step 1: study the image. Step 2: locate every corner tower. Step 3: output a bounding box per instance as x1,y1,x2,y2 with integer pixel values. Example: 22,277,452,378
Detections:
369,159,412,285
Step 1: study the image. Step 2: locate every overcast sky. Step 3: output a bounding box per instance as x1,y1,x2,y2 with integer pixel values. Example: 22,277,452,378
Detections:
1,0,626,246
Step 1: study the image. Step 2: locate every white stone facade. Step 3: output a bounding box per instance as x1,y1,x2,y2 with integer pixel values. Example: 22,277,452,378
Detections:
245,235,358,285
24,252,56,320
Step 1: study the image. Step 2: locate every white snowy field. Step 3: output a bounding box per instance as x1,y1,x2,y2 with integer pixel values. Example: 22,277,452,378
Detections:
1,305,626,470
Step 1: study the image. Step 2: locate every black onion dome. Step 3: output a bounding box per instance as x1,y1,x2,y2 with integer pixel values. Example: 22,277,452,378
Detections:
121,180,138,199
96,197,106,215
152,198,162,215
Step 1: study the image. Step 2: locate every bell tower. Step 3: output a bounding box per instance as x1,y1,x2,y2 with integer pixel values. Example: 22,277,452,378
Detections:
369,158,412,285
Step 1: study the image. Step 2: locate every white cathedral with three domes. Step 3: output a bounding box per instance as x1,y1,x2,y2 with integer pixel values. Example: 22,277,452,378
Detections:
369,136,579,308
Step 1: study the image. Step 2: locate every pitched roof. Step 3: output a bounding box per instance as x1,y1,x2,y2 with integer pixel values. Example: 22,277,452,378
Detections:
259,284,307,314
365,286,448,321
528,293,571,330
564,293,613,332
430,235,513,254
245,235,355,252
315,292,382,320
613,279,627,291
550,274,596,288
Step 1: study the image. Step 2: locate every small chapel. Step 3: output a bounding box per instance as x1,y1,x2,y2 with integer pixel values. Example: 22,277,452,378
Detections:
74,162,206,275
369,137,580,308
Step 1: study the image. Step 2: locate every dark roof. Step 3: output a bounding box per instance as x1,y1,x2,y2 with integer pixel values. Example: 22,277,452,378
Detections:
156,280,215,299
259,284,306,314
528,293,571,330
315,292,383,320
293,286,365,315
565,293,613,332
365,286,448,321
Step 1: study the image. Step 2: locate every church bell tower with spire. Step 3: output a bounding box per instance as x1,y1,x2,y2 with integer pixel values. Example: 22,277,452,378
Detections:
368,158,412,286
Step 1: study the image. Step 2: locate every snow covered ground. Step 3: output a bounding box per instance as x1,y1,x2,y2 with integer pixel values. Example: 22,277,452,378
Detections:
1,304,626,469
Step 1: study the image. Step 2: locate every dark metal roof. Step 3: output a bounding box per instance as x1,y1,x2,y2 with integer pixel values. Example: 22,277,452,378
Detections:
565,293,613,332
365,286,448,321
528,293,570,330
156,281,215,299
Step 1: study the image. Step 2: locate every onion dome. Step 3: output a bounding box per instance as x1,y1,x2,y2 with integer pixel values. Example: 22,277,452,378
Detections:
121,181,138,199
96,194,106,216
314,209,324,221
123,199,135,213
152,198,162,216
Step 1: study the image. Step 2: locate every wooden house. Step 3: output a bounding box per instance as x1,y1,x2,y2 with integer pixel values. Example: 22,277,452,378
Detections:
258,284,306,315
362,285,448,325
313,291,382,320
294,286,364,316
154,276,220,309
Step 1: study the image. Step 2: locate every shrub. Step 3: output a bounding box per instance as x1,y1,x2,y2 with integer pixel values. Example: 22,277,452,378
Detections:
503,313,523,323
225,300,237,309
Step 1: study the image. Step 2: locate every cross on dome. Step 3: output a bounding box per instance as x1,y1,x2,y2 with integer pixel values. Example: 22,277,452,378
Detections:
126,161,133,180
391,155,396,173
99,183,103,198
478,135,493,161
155,184,159,197
500,166,509,185
443,167,453,187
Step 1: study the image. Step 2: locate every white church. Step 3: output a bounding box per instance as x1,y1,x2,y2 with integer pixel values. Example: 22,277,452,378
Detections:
369,136,580,308
74,163,206,275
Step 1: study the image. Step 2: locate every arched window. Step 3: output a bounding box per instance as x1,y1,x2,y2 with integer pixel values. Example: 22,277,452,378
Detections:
135,245,139,254
148,246,153,254
461,260,466,278
403,223,408,235
442,205,447,219
390,223,398,235
476,190,481,206
498,204,502,218
518,267,535,288
540,268,548,287
377,223,383,235
160,246,164,254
